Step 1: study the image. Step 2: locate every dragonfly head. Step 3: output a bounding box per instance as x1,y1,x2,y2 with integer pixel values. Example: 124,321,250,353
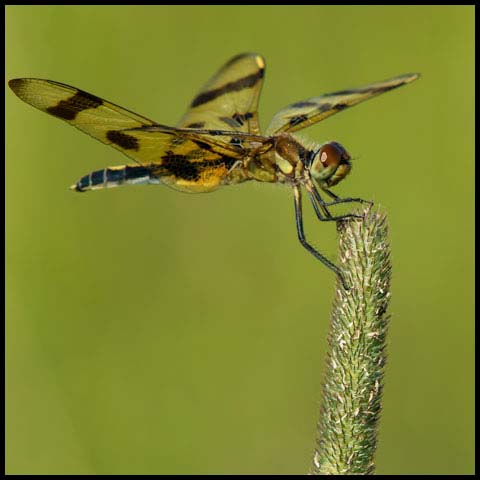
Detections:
308,141,352,187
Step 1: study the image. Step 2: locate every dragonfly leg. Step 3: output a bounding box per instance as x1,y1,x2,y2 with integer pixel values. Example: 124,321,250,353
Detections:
293,186,348,289
322,188,374,207
306,181,363,221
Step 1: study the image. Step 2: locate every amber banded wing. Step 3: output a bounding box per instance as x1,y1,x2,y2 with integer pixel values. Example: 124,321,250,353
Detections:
266,73,420,135
71,126,251,193
8,78,158,162
177,53,265,137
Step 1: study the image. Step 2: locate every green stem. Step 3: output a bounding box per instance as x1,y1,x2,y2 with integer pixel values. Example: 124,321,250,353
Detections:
310,207,392,475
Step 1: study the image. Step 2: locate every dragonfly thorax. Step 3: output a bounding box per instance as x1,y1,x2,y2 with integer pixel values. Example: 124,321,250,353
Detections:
273,133,351,188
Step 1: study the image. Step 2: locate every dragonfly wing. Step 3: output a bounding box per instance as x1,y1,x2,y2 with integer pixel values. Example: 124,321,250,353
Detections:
9,78,159,162
116,126,247,192
178,53,265,135
266,73,420,135
9,77,261,191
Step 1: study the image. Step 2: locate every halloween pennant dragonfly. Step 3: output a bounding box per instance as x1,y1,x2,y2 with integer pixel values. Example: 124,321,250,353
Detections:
9,53,419,288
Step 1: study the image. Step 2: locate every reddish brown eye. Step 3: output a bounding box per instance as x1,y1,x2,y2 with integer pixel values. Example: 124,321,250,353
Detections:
310,141,351,185
319,143,342,168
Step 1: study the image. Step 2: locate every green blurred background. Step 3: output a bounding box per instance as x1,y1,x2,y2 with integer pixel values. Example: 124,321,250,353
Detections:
6,5,474,475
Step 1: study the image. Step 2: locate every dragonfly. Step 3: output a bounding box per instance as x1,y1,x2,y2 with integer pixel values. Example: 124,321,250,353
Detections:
9,53,419,288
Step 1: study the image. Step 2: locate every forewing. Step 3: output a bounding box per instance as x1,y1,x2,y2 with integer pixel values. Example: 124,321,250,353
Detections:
8,78,158,162
121,125,247,161
266,73,420,135
177,53,265,135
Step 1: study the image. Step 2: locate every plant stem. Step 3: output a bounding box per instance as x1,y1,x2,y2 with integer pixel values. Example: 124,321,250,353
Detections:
310,207,392,475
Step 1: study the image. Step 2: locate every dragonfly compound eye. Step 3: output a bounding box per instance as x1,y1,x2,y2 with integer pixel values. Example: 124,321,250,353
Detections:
320,143,342,167
309,142,351,186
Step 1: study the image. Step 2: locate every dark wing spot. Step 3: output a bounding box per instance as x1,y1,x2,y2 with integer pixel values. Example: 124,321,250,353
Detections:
191,71,263,108
219,116,241,128
185,122,205,129
160,152,201,181
233,112,254,125
235,112,254,124
106,130,139,151
194,140,214,152
291,101,318,108
46,90,103,120
334,103,348,110
289,114,308,127
220,112,255,129
158,152,237,181
318,102,333,113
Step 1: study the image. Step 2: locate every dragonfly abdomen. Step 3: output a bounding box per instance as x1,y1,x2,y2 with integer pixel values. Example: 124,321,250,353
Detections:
71,165,160,192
